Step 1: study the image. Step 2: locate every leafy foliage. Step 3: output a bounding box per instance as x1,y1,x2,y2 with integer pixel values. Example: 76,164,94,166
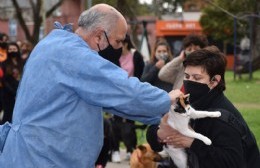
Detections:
200,0,258,44
224,70,260,147
92,0,152,18
152,0,187,18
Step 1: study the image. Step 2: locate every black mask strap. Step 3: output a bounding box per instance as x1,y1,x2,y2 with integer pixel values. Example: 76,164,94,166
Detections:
103,31,111,45
97,31,111,51
97,44,101,51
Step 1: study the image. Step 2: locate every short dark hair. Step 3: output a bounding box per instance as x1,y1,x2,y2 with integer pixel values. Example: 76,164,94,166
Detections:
182,34,208,49
123,34,135,50
183,46,227,91
0,33,8,41
7,42,21,53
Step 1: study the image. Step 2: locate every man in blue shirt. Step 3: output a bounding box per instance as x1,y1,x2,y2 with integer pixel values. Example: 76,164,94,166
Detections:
0,3,182,168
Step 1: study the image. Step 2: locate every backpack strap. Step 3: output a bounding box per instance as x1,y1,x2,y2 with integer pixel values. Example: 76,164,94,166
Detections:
219,109,247,138
213,108,251,148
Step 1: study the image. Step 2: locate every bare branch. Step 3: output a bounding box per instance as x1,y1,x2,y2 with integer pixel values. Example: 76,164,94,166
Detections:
29,0,36,15
46,0,64,18
31,0,42,44
11,0,32,42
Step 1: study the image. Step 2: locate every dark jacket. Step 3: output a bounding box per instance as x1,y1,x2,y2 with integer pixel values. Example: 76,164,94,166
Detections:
147,88,260,168
133,50,144,79
1,57,24,123
141,61,172,92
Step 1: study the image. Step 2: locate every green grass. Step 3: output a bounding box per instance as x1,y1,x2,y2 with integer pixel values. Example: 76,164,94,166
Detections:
224,70,260,148
136,70,260,148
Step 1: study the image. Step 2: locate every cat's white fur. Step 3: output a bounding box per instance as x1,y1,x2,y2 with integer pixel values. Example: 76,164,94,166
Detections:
164,100,221,168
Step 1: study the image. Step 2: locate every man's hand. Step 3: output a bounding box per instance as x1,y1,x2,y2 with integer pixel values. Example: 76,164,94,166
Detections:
179,50,186,61
168,89,184,105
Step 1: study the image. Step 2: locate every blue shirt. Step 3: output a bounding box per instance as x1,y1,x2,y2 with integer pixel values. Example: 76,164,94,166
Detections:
0,29,171,168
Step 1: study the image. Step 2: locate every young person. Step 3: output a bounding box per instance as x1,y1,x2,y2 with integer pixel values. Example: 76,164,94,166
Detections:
158,34,208,89
141,39,173,92
1,42,24,124
147,46,260,168
110,34,145,162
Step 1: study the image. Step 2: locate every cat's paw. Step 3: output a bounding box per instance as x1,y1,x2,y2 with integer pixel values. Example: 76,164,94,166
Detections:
211,111,221,117
216,111,221,117
203,138,212,145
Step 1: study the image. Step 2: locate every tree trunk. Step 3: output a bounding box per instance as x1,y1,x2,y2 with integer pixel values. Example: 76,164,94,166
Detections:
12,0,64,46
251,1,260,70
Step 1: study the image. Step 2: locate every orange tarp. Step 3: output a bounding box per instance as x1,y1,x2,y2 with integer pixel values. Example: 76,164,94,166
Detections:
156,20,202,36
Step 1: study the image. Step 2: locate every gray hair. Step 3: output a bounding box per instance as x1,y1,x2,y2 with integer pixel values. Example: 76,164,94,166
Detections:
78,6,120,36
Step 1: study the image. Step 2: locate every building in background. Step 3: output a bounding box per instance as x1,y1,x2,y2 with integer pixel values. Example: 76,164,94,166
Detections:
0,0,85,42
134,0,207,62
155,0,207,56
0,0,234,69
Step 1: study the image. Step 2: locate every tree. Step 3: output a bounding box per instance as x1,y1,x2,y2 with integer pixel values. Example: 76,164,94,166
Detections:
92,0,153,47
152,0,187,18
200,0,260,71
92,0,151,17
11,0,64,46
200,0,254,43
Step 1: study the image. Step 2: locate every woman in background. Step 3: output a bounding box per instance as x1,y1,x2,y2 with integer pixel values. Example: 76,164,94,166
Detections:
1,42,24,124
141,39,173,92
110,34,145,163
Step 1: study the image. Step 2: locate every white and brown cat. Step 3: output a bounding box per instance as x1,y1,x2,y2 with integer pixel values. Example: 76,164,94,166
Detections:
164,95,221,168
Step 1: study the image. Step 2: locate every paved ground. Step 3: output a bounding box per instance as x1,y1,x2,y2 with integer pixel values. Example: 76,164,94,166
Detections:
106,149,130,168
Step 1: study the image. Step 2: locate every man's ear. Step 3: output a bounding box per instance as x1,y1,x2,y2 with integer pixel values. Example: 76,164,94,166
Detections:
88,29,104,51
94,29,103,43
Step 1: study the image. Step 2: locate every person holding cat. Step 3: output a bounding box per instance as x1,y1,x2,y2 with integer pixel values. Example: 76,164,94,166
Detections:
147,46,260,168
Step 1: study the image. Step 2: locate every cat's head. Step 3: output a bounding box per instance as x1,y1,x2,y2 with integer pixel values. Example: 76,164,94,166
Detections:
173,94,190,113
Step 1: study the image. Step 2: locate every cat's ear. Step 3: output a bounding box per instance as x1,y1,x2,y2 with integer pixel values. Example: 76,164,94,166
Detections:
183,94,190,99
184,94,190,104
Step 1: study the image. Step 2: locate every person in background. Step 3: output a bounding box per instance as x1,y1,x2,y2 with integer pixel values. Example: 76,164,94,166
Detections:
95,117,113,168
110,34,145,163
1,42,24,124
158,34,208,90
147,34,209,167
0,33,8,63
141,39,173,92
0,33,9,43
20,41,33,64
0,4,182,168
16,40,22,49
0,33,8,122
147,46,260,168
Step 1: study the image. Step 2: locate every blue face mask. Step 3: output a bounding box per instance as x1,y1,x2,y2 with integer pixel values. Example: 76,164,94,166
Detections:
98,32,122,66
183,80,210,104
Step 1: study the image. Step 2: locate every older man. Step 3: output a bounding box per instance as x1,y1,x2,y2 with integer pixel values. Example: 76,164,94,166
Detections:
0,4,182,168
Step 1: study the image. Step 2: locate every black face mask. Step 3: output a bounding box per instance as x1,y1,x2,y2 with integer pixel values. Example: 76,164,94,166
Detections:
98,32,122,66
8,52,20,58
183,80,210,104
